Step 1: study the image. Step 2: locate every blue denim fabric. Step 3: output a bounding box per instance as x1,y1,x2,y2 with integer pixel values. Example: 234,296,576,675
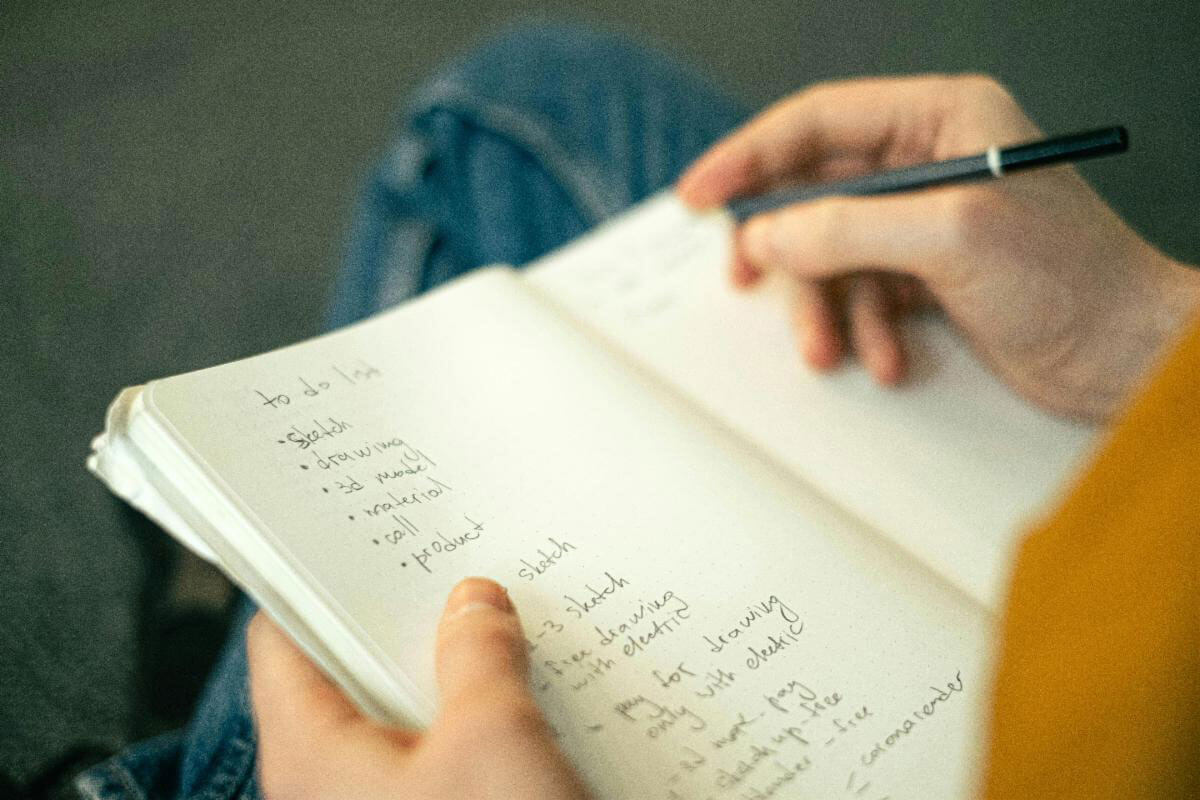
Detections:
77,23,746,800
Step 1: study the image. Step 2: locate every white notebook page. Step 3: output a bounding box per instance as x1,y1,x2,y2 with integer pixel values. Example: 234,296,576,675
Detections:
146,267,989,799
526,193,1098,607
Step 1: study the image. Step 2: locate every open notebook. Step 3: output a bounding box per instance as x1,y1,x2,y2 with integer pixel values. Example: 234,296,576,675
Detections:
89,193,1096,799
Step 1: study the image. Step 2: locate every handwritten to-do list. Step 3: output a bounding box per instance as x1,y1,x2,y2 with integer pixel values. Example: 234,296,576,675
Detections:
146,268,991,799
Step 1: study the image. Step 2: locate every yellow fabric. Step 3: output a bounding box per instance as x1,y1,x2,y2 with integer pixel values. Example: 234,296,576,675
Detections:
984,316,1200,798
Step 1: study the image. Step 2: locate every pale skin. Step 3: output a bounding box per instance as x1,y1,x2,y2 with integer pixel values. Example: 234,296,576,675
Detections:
248,75,1200,797
248,578,592,800
677,74,1200,421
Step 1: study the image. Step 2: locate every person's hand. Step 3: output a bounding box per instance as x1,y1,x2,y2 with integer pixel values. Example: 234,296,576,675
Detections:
677,75,1200,421
247,578,591,800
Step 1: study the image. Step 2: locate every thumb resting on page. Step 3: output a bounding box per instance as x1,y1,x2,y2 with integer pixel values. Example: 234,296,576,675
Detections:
248,577,592,800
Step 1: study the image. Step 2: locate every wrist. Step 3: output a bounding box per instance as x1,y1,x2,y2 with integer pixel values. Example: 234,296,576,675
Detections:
1156,257,1200,332
1097,251,1200,421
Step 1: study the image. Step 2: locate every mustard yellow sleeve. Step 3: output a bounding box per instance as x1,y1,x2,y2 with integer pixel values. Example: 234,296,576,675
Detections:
984,316,1200,799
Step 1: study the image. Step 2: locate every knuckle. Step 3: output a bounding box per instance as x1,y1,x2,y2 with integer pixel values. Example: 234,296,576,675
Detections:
476,612,525,647
787,79,844,126
737,147,771,187
441,613,528,668
956,73,1017,107
799,79,838,106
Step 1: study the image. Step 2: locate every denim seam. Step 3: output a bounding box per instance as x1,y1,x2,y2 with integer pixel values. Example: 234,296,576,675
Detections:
187,725,254,800
75,758,150,800
407,81,620,228
369,217,437,314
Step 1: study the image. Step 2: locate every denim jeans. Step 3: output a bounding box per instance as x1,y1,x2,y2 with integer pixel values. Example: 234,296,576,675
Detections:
76,23,746,800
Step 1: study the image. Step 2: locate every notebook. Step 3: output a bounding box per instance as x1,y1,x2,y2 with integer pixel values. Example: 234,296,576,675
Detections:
89,192,1096,799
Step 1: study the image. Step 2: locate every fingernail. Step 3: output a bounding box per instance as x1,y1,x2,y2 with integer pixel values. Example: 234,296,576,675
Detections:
445,577,512,619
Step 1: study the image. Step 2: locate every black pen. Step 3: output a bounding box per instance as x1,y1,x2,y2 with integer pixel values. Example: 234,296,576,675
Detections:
728,126,1128,222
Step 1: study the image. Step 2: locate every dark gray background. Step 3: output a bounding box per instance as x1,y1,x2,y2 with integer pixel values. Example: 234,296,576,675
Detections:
3,1,1198,794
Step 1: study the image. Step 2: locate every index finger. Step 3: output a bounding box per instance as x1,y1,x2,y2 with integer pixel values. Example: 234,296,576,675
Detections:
246,613,418,796
677,75,960,208
247,611,362,735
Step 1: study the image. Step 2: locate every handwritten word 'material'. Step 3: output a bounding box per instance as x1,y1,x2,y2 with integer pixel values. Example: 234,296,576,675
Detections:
362,477,453,517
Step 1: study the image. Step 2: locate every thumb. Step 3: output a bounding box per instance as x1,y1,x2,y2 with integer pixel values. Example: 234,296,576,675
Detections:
435,577,533,715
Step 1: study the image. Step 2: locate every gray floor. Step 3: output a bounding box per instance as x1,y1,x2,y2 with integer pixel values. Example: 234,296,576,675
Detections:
3,0,1199,793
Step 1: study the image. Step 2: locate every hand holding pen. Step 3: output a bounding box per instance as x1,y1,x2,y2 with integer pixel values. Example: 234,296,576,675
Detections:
677,74,1199,421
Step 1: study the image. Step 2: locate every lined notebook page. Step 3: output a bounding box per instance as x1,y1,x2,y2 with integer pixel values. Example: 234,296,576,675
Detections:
526,193,1097,607
147,267,988,799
